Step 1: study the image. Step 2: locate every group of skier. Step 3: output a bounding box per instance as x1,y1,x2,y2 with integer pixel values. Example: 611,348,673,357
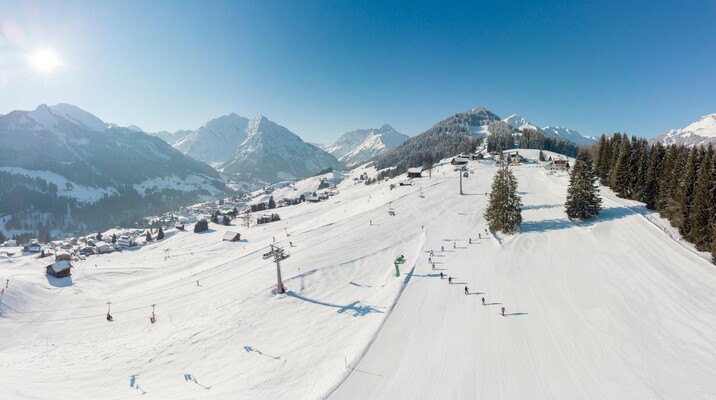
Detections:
430,233,509,317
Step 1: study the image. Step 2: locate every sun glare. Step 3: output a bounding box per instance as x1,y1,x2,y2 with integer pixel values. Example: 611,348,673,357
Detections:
30,49,61,73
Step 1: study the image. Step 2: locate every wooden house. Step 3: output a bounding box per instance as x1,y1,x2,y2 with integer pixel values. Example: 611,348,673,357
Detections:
46,260,72,278
222,231,242,242
406,167,423,178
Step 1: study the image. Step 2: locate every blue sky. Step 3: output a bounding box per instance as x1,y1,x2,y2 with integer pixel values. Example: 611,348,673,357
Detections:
1,0,714,143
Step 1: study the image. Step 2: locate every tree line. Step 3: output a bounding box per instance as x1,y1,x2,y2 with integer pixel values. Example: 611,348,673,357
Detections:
592,133,716,262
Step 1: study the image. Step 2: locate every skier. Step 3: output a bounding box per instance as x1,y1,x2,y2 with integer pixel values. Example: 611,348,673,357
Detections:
440,272,444,279
501,307,506,316
441,245,444,252
479,233,481,239
448,276,453,284
289,241,293,247
370,220,372,226
464,286,469,295
453,242,456,249
196,280,200,287
106,313,113,322
431,263,435,271
428,256,432,264
481,297,485,306
430,250,434,257
469,238,472,244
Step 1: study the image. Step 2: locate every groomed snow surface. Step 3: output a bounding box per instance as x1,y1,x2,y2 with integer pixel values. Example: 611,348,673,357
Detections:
2,156,716,399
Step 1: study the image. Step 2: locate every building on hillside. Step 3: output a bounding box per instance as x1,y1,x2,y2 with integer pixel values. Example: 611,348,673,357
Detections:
222,231,242,242
407,167,423,178
257,213,281,224
547,159,570,172
306,196,320,203
451,157,469,166
55,251,72,262
46,260,73,278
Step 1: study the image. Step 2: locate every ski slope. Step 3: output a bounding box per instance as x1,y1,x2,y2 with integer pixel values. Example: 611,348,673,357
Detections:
2,156,716,399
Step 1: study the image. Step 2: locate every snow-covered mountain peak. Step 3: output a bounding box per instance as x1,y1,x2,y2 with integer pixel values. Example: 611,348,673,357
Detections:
325,124,408,167
49,103,108,132
653,113,716,147
503,114,540,131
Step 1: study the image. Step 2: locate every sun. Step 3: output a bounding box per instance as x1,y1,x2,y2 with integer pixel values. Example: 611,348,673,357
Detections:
30,49,61,73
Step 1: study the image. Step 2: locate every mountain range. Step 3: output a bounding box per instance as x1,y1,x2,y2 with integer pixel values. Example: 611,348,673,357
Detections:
0,104,226,235
152,114,342,183
503,114,597,146
652,114,716,147
324,124,408,167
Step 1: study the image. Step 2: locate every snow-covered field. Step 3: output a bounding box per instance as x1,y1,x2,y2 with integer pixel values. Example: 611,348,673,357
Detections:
2,156,716,399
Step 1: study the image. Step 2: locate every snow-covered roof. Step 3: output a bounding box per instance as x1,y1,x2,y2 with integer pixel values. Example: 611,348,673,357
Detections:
49,260,72,273
222,231,240,240
407,167,423,173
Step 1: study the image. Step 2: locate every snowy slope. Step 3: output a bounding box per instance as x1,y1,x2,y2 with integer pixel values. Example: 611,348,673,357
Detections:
2,156,716,399
652,113,716,147
325,125,408,167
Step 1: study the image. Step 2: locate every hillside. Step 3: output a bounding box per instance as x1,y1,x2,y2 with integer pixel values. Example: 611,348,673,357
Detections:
2,153,715,399
0,104,226,235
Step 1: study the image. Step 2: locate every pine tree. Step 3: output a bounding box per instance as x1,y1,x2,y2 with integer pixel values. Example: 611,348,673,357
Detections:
145,230,152,242
609,136,633,197
210,212,219,224
643,143,664,210
268,196,276,209
687,146,714,250
538,150,545,162
96,232,102,241
565,149,602,220
111,233,117,244
0,230,6,244
222,215,231,226
484,165,522,233
157,227,165,240
595,134,611,183
677,146,702,236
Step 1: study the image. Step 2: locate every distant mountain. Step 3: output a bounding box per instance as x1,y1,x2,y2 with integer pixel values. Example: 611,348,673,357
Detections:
219,116,342,183
652,114,716,147
173,113,250,166
0,104,226,235
541,126,596,146
374,108,501,173
326,124,408,167
503,114,540,132
503,114,596,146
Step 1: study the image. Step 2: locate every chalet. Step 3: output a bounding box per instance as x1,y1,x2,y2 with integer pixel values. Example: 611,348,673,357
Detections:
451,157,469,166
256,213,281,224
222,231,242,242
399,180,414,186
406,167,423,178
117,236,135,247
174,222,185,231
2,239,17,247
96,241,115,254
25,242,41,253
548,159,570,172
55,251,72,262
306,196,321,203
46,260,73,278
